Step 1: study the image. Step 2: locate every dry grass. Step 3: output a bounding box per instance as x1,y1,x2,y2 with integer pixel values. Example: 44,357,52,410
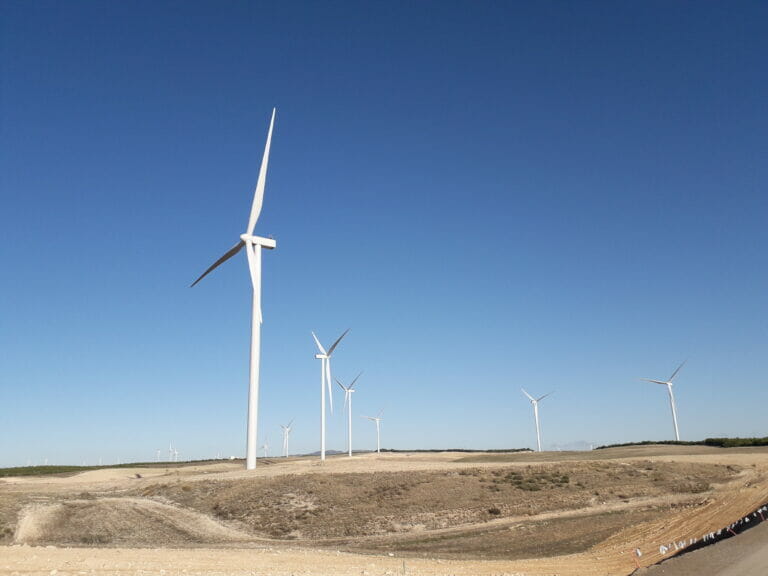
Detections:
136,459,736,558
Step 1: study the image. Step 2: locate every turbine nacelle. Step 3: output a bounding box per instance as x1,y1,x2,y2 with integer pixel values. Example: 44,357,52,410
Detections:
240,234,277,249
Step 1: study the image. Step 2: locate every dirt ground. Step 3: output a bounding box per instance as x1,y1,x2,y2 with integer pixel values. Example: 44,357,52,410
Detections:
1,446,767,575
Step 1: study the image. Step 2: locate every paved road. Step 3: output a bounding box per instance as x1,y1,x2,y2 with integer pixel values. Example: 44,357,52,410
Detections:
641,520,768,575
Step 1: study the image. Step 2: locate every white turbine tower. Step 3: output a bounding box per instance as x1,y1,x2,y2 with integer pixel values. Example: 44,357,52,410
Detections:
641,360,686,441
336,372,363,457
521,389,552,452
312,330,349,461
280,419,294,457
191,109,277,471
363,410,383,454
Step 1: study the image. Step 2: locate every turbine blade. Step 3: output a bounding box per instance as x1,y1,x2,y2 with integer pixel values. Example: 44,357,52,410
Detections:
335,379,347,391
190,240,245,287
537,392,553,402
343,389,350,412
521,388,535,402
377,409,384,418
349,371,363,389
640,378,669,386
669,360,687,382
327,328,350,357
246,108,276,236
311,332,327,355
287,418,294,429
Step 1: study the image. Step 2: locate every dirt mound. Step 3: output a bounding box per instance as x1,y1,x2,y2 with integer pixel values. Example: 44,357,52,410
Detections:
143,460,736,555
14,497,253,546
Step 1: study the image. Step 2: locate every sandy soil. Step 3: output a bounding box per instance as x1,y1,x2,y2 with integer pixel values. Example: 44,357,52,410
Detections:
1,447,766,576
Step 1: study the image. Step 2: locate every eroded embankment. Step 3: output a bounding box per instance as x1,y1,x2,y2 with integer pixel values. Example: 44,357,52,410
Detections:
14,497,252,546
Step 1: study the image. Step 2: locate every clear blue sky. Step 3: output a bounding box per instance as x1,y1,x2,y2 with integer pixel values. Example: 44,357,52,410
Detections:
1,1,766,467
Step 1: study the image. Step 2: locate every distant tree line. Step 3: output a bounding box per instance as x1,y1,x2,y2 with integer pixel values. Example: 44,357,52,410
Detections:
596,437,768,450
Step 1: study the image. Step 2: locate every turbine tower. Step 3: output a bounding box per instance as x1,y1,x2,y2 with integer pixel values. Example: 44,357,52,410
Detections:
641,360,686,441
191,109,277,470
312,330,349,461
336,372,363,457
521,389,552,452
280,419,294,457
363,410,383,454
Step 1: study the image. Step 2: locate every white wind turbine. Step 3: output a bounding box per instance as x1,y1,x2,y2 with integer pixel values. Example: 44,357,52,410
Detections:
280,419,294,457
261,435,270,458
168,442,174,462
191,109,277,471
641,360,686,441
312,329,349,461
362,410,383,454
521,389,552,452
336,372,363,457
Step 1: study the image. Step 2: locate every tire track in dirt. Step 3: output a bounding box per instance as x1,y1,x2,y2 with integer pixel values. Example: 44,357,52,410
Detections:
14,497,254,546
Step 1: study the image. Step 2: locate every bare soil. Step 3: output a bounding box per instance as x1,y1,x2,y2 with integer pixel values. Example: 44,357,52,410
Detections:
1,446,767,575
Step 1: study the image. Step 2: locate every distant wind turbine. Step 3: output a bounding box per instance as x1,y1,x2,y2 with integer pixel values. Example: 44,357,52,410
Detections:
168,442,174,462
336,372,363,457
641,360,686,441
363,410,383,454
191,109,277,471
261,435,270,458
521,389,552,452
280,419,294,457
312,330,349,461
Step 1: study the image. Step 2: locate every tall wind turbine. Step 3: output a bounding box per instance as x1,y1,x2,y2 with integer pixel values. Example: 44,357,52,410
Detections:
336,372,363,457
521,389,552,452
363,410,383,454
641,360,686,441
191,109,277,471
312,330,349,461
280,419,294,457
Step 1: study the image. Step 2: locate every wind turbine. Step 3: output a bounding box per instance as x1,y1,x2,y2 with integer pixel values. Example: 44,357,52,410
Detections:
362,410,383,454
641,360,686,441
280,419,294,457
336,372,363,457
191,109,277,471
168,442,174,462
261,435,270,458
521,389,552,452
312,329,349,461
